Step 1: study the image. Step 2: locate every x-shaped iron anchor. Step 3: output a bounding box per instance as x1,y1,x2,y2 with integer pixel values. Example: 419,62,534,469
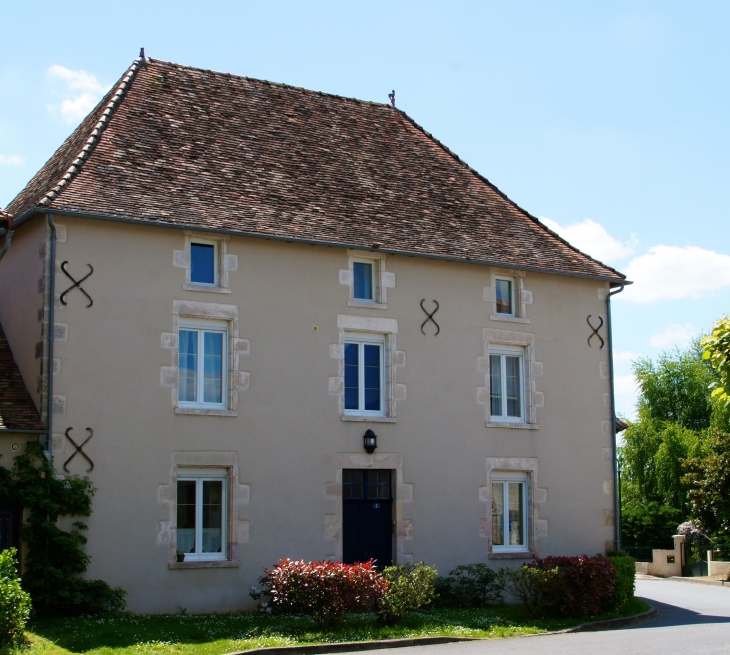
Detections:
586,315,605,349
420,299,441,336
60,261,94,307
63,428,94,473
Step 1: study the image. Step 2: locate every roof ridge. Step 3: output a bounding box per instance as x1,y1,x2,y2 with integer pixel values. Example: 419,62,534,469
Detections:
37,57,145,209
393,108,625,280
147,57,393,109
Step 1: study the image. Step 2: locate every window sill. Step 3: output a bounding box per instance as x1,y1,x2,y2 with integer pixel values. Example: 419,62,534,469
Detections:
175,407,238,417
348,300,387,310
486,421,538,430
489,314,530,324
169,560,239,570
183,283,231,294
488,551,534,560
342,415,397,423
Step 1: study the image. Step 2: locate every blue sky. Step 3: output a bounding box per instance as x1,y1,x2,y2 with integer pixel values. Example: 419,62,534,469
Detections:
2,1,729,418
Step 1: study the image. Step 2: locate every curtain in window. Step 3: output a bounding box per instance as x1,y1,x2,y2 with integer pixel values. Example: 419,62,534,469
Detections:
179,330,198,402
203,332,223,404
353,262,373,300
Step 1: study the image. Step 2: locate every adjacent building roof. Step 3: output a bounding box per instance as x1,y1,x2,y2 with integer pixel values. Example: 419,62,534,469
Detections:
0,323,44,432
5,57,625,282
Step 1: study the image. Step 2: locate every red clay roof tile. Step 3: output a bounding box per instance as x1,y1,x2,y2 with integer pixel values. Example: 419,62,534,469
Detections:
6,58,625,282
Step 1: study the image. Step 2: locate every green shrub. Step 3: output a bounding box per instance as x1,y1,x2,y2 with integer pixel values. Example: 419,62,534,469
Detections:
378,562,437,624
498,565,561,616
435,564,503,607
610,555,636,609
0,549,31,647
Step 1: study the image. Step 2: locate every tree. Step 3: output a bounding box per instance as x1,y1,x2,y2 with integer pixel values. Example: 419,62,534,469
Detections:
702,314,730,409
683,428,730,549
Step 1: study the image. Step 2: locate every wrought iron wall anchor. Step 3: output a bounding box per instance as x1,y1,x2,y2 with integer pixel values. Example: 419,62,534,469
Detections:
60,261,94,307
586,315,605,349
63,427,94,473
420,299,440,335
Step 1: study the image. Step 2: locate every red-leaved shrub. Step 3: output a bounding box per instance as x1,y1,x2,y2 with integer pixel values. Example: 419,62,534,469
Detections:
255,559,388,626
529,554,616,617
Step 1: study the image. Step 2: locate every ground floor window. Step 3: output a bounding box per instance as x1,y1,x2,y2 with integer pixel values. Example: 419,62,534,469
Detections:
177,468,227,560
492,473,528,552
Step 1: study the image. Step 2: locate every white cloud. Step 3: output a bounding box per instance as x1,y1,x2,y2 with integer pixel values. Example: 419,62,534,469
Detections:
623,245,730,303
648,323,697,350
614,350,640,363
47,65,109,124
0,154,23,165
540,217,636,263
614,374,638,396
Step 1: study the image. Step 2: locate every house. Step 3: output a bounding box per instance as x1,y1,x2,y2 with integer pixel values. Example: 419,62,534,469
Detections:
0,54,628,613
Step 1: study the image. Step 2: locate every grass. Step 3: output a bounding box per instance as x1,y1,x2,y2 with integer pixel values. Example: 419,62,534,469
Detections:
13,598,650,655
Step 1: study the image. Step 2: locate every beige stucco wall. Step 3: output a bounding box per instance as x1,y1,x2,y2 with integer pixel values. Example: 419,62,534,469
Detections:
0,214,618,613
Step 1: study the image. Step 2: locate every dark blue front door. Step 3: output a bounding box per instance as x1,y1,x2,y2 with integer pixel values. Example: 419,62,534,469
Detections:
342,469,393,569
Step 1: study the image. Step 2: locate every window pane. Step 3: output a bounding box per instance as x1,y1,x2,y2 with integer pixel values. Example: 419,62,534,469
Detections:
505,356,521,418
363,344,381,411
202,480,223,553
490,354,502,417
353,262,373,300
351,469,363,498
191,243,215,284
508,482,525,546
203,332,224,404
178,330,198,403
344,343,359,410
492,482,504,546
177,481,196,553
496,279,512,314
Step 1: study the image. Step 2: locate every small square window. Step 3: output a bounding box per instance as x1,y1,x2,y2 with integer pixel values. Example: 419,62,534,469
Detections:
353,261,374,301
495,278,513,315
492,476,528,552
191,243,216,285
344,334,385,416
179,320,227,409
177,469,227,561
489,350,524,421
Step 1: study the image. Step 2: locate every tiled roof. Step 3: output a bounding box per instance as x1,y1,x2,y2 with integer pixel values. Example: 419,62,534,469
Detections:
0,323,44,432
5,57,625,282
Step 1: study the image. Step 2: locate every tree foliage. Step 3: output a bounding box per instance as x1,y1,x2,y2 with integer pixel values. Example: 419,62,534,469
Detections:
702,314,730,409
0,442,126,617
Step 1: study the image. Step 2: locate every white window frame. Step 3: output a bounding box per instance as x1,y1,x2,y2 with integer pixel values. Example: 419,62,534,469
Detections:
351,257,379,304
494,276,515,317
491,472,529,553
343,332,386,417
190,239,219,287
178,318,228,410
489,345,525,423
176,467,228,562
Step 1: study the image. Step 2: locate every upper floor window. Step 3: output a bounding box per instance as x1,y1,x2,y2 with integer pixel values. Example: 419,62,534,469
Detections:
489,348,524,422
344,333,384,416
177,468,228,561
178,319,227,409
495,277,514,315
191,242,217,285
353,261,375,301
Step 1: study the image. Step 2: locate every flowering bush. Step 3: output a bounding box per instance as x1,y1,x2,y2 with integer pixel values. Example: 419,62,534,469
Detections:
253,559,388,627
529,555,616,617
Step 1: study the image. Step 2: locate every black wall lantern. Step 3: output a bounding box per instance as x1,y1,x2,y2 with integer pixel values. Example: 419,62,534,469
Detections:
363,429,377,454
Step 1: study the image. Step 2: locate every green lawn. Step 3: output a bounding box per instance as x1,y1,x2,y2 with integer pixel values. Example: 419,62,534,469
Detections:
16,599,650,655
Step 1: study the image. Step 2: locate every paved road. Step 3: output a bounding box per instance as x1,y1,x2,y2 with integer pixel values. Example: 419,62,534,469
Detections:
359,579,730,655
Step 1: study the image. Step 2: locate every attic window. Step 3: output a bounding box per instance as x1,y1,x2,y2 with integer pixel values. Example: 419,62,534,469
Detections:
191,243,216,285
495,278,513,315
353,262,374,301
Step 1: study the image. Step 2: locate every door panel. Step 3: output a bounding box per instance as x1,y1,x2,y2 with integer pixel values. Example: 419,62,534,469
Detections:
342,470,393,568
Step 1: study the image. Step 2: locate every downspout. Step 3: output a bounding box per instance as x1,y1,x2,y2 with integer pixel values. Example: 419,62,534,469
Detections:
45,212,57,461
606,281,625,551
0,215,14,263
